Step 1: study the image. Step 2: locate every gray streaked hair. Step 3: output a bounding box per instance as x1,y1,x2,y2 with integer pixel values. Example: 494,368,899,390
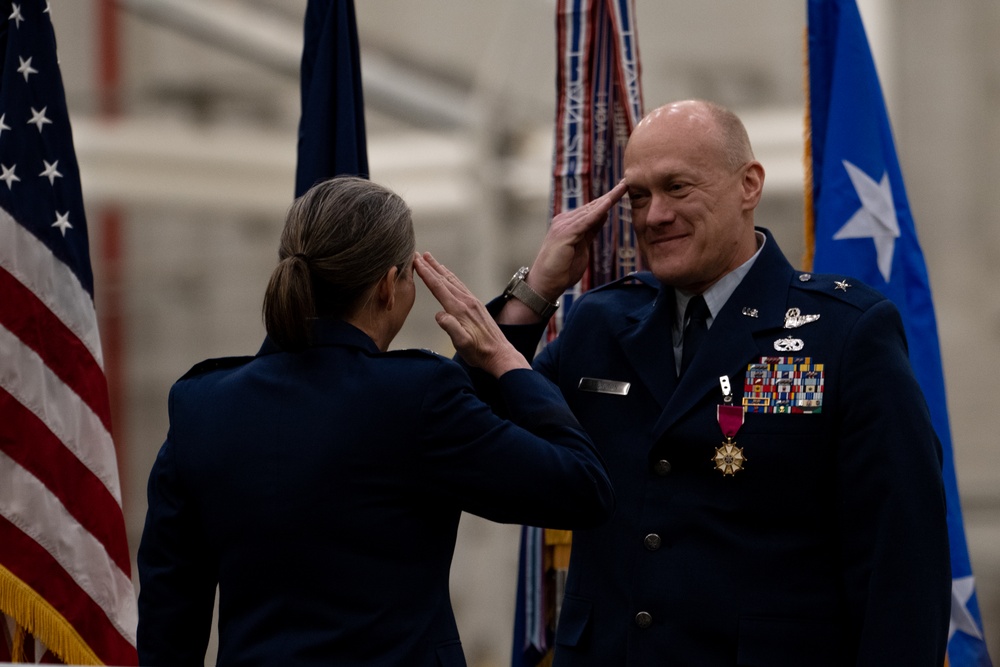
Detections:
262,176,414,351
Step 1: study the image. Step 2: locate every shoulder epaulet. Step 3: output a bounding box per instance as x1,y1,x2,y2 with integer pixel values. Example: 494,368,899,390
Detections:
589,271,658,293
791,271,884,309
179,355,254,381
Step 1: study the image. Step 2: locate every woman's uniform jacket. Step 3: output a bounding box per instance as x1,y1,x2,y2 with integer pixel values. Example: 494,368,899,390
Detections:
137,319,614,667
492,228,950,666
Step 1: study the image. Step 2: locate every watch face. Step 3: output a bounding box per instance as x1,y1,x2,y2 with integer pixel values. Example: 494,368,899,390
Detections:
506,267,529,294
503,267,557,317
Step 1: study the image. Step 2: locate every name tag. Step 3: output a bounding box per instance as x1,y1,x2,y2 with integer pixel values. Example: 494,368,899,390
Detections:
578,377,630,396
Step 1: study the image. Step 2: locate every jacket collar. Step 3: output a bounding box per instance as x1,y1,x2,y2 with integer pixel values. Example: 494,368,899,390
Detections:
257,319,380,357
617,228,796,434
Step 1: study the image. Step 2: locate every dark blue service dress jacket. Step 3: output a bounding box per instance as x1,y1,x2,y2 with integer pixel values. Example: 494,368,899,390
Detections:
136,320,614,667
494,229,950,666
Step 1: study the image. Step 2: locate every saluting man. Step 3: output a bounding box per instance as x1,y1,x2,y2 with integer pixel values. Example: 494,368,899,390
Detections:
488,99,950,665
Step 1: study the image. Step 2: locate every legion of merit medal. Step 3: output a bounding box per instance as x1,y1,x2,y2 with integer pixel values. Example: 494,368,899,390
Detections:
714,377,746,475
713,439,746,476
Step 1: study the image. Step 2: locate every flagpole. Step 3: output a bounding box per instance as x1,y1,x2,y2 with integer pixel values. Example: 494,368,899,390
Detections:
97,0,130,521
802,27,815,272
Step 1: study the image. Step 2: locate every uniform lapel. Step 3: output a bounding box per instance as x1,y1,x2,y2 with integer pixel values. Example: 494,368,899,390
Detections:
617,283,678,410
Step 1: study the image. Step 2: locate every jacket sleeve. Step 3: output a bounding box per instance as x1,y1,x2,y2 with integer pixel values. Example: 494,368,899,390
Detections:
834,299,951,665
459,296,553,417
414,360,614,529
136,407,217,666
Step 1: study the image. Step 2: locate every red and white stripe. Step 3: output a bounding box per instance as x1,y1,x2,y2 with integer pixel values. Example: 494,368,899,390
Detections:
0,209,137,663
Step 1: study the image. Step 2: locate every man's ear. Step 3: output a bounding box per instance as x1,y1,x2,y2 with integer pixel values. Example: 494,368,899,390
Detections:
377,266,399,311
742,160,765,210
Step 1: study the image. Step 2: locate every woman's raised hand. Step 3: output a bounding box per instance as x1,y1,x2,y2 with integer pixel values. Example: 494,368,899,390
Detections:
413,252,530,377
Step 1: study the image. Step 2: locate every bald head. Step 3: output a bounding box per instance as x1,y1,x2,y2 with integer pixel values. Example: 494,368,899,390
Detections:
628,100,755,173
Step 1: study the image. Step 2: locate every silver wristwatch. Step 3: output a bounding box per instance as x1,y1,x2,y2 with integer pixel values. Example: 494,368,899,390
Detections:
503,266,560,319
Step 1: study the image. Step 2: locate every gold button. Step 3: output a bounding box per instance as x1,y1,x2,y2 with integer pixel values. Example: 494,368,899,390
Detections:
635,611,653,628
652,459,672,476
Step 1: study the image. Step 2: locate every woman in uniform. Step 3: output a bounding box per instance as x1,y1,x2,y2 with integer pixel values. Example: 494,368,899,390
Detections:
136,176,613,667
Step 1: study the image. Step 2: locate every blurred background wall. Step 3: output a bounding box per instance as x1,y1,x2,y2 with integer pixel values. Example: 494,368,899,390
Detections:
49,1,999,664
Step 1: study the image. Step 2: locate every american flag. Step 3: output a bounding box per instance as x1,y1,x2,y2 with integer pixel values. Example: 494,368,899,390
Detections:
0,2,137,664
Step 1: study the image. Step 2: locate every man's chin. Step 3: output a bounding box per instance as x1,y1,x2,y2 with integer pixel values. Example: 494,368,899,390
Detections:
645,259,688,285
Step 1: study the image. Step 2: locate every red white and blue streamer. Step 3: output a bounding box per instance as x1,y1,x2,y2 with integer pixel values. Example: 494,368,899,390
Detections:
548,0,644,336
514,2,643,665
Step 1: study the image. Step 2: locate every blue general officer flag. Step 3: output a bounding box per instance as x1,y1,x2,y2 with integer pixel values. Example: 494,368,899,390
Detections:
295,0,368,197
807,1,992,665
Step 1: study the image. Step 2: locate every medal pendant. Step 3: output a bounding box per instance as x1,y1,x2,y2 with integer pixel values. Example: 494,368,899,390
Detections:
713,437,746,476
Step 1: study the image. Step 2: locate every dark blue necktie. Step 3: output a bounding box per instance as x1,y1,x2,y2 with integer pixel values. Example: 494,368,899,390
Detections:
680,295,709,376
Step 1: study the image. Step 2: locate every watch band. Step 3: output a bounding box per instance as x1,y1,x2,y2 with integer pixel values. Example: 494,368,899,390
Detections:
504,267,559,319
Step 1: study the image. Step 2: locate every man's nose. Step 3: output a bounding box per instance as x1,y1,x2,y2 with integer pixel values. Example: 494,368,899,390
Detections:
645,194,676,226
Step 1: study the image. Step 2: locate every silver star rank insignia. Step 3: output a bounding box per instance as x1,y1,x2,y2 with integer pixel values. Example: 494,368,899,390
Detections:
834,279,851,291
713,439,746,475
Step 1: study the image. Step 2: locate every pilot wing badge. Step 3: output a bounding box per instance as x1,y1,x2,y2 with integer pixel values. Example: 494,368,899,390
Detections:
784,307,821,329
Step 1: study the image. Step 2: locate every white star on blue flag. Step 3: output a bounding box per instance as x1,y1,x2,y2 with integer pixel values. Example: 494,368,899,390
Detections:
832,160,900,282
